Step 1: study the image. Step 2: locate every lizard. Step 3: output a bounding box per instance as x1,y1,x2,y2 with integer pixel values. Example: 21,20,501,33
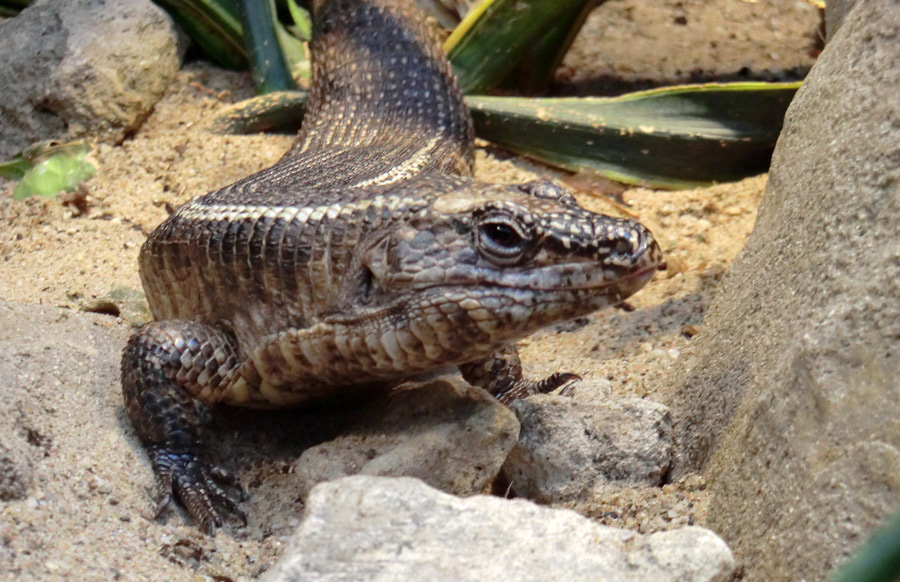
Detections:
121,0,663,535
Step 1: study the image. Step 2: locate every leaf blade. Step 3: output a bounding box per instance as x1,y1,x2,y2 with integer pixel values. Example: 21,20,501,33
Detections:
468,81,801,189
446,0,601,94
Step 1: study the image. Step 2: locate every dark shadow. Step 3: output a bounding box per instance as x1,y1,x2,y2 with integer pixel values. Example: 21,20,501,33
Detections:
210,390,382,469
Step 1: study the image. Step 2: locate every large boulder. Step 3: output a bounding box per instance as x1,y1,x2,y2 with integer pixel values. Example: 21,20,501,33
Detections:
667,0,900,580
263,475,735,582
825,0,856,39
0,0,184,159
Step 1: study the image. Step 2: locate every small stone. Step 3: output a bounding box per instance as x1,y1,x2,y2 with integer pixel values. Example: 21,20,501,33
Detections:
502,395,672,502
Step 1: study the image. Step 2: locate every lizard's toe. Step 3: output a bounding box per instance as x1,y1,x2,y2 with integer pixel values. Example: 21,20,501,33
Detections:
151,449,245,535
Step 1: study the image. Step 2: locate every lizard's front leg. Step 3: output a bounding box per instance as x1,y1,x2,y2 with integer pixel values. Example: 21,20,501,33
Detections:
121,320,246,535
459,345,580,405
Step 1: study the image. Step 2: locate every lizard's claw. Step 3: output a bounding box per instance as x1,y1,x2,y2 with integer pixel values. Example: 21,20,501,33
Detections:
151,448,247,536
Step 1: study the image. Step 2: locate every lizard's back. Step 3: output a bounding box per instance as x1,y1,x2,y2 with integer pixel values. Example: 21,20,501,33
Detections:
139,0,473,351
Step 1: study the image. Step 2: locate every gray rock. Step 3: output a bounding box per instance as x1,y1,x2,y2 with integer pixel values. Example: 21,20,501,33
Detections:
825,0,856,40
502,395,672,502
293,376,519,497
0,0,184,159
0,310,46,501
263,475,735,582
0,301,128,501
0,400,34,501
666,0,900,579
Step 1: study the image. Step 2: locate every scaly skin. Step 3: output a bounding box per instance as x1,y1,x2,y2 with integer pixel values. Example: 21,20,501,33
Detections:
121,0,663,534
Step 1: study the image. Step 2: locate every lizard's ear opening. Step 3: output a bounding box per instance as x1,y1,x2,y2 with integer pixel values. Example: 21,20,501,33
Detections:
333,261,380,312
357,265,375,303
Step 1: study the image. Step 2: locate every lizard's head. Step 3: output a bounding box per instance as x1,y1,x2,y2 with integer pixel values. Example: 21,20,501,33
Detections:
344,179,662,349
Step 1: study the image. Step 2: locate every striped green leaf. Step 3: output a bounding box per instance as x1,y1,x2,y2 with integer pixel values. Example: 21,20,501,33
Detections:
445,0,602,94
468,82,801,189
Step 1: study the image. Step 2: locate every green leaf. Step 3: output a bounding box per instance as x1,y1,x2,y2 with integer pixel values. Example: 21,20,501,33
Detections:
446,0,601,94
284,0,313,41
2,140,93,181
210,89,308,134
152,0,247,69
237,0,297,93
11,147,96,200
0,155,31,181
828,505,900,582
275,16,310,84
153,0,308,87
508,0,601,93
467,81,801,189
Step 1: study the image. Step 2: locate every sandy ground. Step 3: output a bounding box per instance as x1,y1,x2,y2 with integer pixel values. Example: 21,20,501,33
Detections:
0,0,821,580
558,0,821,95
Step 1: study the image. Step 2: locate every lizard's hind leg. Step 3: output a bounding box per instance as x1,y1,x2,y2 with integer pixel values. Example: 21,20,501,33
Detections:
121,320,246,535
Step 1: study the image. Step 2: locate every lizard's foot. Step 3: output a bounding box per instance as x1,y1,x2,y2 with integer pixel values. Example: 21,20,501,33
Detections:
494,372,581,405
151,447,247,536
459,345,581,404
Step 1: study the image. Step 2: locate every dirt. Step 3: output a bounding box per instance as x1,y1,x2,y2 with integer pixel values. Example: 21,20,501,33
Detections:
0,0,821,580
558,0,822,95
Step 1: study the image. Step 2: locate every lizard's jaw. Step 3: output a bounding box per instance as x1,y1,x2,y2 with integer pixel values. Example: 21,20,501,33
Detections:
326,258,661,349
478,254,661,294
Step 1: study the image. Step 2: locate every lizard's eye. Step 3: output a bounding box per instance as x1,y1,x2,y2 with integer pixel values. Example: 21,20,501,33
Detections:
483,222,521,248
476,215,532,265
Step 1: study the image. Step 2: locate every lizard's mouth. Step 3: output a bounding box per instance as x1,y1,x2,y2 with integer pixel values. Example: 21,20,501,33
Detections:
545,261,660,291
465,258,662,293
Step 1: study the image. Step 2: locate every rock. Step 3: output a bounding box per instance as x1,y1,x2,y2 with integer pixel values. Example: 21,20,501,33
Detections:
0,0,184,159
0,311,43,501
666,0,900,580
0,301,127,503
0,401,34,501
293,377,519,497
263,475,735,582
502,395,672,502
825,0,856,40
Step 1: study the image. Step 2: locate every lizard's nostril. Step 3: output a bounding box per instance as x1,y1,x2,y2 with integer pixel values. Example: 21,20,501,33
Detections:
614,239,633,256
629,228,649,262
611,228,647,263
